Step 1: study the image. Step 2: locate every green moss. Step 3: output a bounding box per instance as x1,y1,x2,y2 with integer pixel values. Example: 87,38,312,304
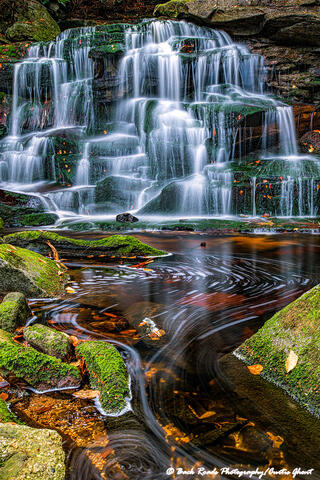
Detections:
23,324,72,360
0,399,19,424
89,43,125,57
0,328,80,391
76,341,129,414
21,213,58,226
3,231,166,258
0,218,3,233
0,244,69,297
236,284,320,416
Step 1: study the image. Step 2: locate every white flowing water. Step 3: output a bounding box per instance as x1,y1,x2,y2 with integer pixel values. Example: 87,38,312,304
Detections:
0,19,319,220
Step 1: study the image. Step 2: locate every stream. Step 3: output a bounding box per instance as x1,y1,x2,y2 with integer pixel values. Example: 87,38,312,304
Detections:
15,232,320,480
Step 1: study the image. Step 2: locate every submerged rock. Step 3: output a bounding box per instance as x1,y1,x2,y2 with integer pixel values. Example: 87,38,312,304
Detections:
236,284,320,416
0,328,81,392
76,341,129,414
116,213,139,223
0,292,31,334
0,244,69,297
3,231,166,259
0,423,65,480
23,324,73,361
6,0,60,43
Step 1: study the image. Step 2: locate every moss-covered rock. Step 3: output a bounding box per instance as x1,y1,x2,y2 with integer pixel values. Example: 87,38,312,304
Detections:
153,0,189,18
0,399,19,424
0,189,46,228
6,0,60,43
0,328,80,391
23,323,72,361
21,213,59,227
236,284,320,416
0,292,31,334
0,423,65,480
3,231,166,259
0,244,69,297
76,341,129,414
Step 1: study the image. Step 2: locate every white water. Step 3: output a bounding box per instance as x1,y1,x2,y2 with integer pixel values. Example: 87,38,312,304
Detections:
0,19,319,220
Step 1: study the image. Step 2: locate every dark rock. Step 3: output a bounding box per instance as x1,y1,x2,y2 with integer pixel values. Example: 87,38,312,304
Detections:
271,19,320,46
116,213,139,223
0,292,31,334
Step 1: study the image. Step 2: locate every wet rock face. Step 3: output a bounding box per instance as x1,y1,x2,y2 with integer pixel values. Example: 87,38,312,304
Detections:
153,0,320,107
0,422,65,480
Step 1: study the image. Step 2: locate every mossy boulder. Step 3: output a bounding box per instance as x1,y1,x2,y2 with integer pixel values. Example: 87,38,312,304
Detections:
236,284,320,416
3,231,166,259
0,292,31,334
0,328,81,391
0,244,69,297
153,0,189,18
0,423,65,480
76,341,129,414
23,324,72,361
6,0,60,43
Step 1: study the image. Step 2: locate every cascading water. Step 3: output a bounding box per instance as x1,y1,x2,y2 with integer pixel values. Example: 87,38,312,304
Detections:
0,19,319,221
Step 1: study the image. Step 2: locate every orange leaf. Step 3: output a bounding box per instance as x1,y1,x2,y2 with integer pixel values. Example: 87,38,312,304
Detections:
247,364,263,375
0,393,8,401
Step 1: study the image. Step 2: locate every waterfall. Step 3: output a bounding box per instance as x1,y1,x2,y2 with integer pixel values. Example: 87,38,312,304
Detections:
0,19,319,220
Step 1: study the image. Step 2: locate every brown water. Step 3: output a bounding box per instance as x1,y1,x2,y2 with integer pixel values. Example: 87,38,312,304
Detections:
20,233,320,479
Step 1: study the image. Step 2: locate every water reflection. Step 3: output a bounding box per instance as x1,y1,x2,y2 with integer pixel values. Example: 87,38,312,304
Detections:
29,234,320,479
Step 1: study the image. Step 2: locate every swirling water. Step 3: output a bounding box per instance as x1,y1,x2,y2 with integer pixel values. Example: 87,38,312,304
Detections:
28,233,320,479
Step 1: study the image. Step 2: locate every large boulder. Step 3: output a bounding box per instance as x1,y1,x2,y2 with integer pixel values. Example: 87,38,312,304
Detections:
0,423,65,480
153,0,189,18
0,244,69,297
0,328,81,391
236,284,320,416
6,0,60,43
0,292,31,334
76,341,129,414
3,231,166,259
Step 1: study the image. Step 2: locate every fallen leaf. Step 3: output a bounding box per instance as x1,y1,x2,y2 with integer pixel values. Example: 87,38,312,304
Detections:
66,287,75,294
247,364,263,375
73,389,100,400
285,350,298,373
0,392,8,401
